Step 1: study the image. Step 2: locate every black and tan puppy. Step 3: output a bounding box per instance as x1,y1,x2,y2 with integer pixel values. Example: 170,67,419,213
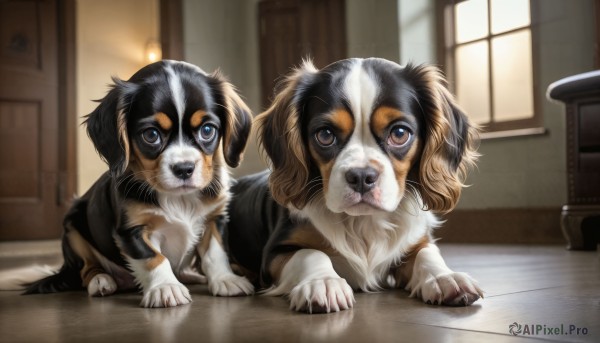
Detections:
2,60,254,307
226,58,483,313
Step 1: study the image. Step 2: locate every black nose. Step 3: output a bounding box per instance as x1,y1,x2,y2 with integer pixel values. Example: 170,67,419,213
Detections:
345,167,379,194
171,162,195,180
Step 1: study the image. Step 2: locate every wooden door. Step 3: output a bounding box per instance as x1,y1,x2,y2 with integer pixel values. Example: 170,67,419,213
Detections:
259,0,346,108
0,0,73,240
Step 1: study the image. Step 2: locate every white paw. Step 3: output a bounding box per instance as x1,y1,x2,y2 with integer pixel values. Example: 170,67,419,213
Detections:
87,273,117,297
288,278,355,314
141,283,192,308
208,274,254,296
419,272,483,306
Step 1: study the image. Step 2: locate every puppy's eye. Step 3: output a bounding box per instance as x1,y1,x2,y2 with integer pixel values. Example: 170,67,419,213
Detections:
199,124,217,142
388,126,412,147
142,128,161,145
315,128,336,147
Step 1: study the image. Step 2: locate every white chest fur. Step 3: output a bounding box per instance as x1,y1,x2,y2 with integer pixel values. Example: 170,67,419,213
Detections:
302,197,440,291
147,193,224,272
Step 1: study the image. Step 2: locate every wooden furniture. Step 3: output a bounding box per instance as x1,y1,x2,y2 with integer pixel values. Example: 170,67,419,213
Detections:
548,70,600,250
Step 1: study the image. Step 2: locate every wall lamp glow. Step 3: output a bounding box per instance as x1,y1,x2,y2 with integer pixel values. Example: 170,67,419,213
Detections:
145,39,162,63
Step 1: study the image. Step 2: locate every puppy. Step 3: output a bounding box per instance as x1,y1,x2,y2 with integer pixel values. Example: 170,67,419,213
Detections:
226,58,482,313
3,60,254,307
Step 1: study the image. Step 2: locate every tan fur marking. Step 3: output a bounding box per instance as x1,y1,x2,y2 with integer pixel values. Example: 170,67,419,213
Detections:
198,220,224,257
197,202,227,255
141,226,165,270
202,153,214,186
145,253,166,270
392,235,431,288
124,203,166,229
285,224,333,252
129,143,162,189
269,253,295,282
308,144,334,195
154,112,172,131
269,224,337,282
121,203,168,270
66,229,106,287
190,110,206,128
330,109,354,139
117,110,130,174
392,138,420,187
371,106,405,137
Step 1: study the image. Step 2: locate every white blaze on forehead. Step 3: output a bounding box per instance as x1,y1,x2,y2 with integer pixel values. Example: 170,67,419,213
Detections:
164,63,186,143
343,60,379,132
340,59,381,161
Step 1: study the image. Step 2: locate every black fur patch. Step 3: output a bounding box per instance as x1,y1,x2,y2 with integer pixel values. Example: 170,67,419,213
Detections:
116,225,157,260
116,173,158,206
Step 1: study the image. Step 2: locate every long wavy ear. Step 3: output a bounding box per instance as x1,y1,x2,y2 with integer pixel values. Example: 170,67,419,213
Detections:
255,61,318,209
210,71,253,168
405,64,479,213
84,77,139,177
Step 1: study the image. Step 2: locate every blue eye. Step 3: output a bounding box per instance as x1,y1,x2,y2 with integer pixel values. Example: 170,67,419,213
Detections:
388,125,412,147
315,128,336,147
142,128,161,145
199,124,217,142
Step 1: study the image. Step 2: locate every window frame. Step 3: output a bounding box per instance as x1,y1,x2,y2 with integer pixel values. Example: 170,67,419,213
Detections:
438,0,543,136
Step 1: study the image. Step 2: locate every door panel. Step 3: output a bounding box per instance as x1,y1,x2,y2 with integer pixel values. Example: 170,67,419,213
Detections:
0,0,63,240
259,0,346,108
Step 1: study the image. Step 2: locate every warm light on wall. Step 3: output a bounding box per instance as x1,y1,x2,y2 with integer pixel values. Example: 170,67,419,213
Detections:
145,39,162,63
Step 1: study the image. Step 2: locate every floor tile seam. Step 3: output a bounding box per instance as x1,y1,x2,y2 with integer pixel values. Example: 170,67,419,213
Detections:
484,285,570,298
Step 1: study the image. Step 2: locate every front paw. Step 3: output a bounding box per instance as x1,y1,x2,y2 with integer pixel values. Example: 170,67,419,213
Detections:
289,278,355,314
208,274,254,296
420,272,483,306
141,283,192,308
87,273,117,297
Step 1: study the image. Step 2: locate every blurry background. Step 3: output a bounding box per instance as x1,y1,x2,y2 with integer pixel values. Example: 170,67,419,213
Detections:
0,0,597,244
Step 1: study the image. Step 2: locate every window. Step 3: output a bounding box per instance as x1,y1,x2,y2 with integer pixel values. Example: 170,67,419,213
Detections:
442,0,542,136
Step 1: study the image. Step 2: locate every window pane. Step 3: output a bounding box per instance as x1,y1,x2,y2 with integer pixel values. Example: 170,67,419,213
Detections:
492,29,534,122
455,0,489,44
456,41,490,124
490,0,530,34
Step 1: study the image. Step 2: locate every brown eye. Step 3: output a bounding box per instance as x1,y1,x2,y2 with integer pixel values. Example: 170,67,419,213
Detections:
388,126,412,147
142,128,161,145
315,128,336,147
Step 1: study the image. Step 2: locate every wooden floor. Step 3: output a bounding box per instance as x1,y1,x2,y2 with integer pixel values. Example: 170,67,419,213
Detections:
0,241,598,343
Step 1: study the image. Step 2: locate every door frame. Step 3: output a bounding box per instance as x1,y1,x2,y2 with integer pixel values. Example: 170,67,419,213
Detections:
160,0,184,60
58,0,77,211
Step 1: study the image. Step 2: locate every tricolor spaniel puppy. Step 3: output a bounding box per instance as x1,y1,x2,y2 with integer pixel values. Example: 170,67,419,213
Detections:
226,58,482,313
4,60,254,307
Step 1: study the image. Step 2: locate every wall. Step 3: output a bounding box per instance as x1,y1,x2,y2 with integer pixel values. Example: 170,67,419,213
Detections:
345,0,400,61
76,0,159,194
182,0,264,177
398,0,436,65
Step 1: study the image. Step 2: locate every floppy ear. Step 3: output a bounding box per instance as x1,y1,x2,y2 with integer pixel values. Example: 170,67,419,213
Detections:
209,72,253,168
405,64,479,213
255,61,318,209
84,77,138,177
